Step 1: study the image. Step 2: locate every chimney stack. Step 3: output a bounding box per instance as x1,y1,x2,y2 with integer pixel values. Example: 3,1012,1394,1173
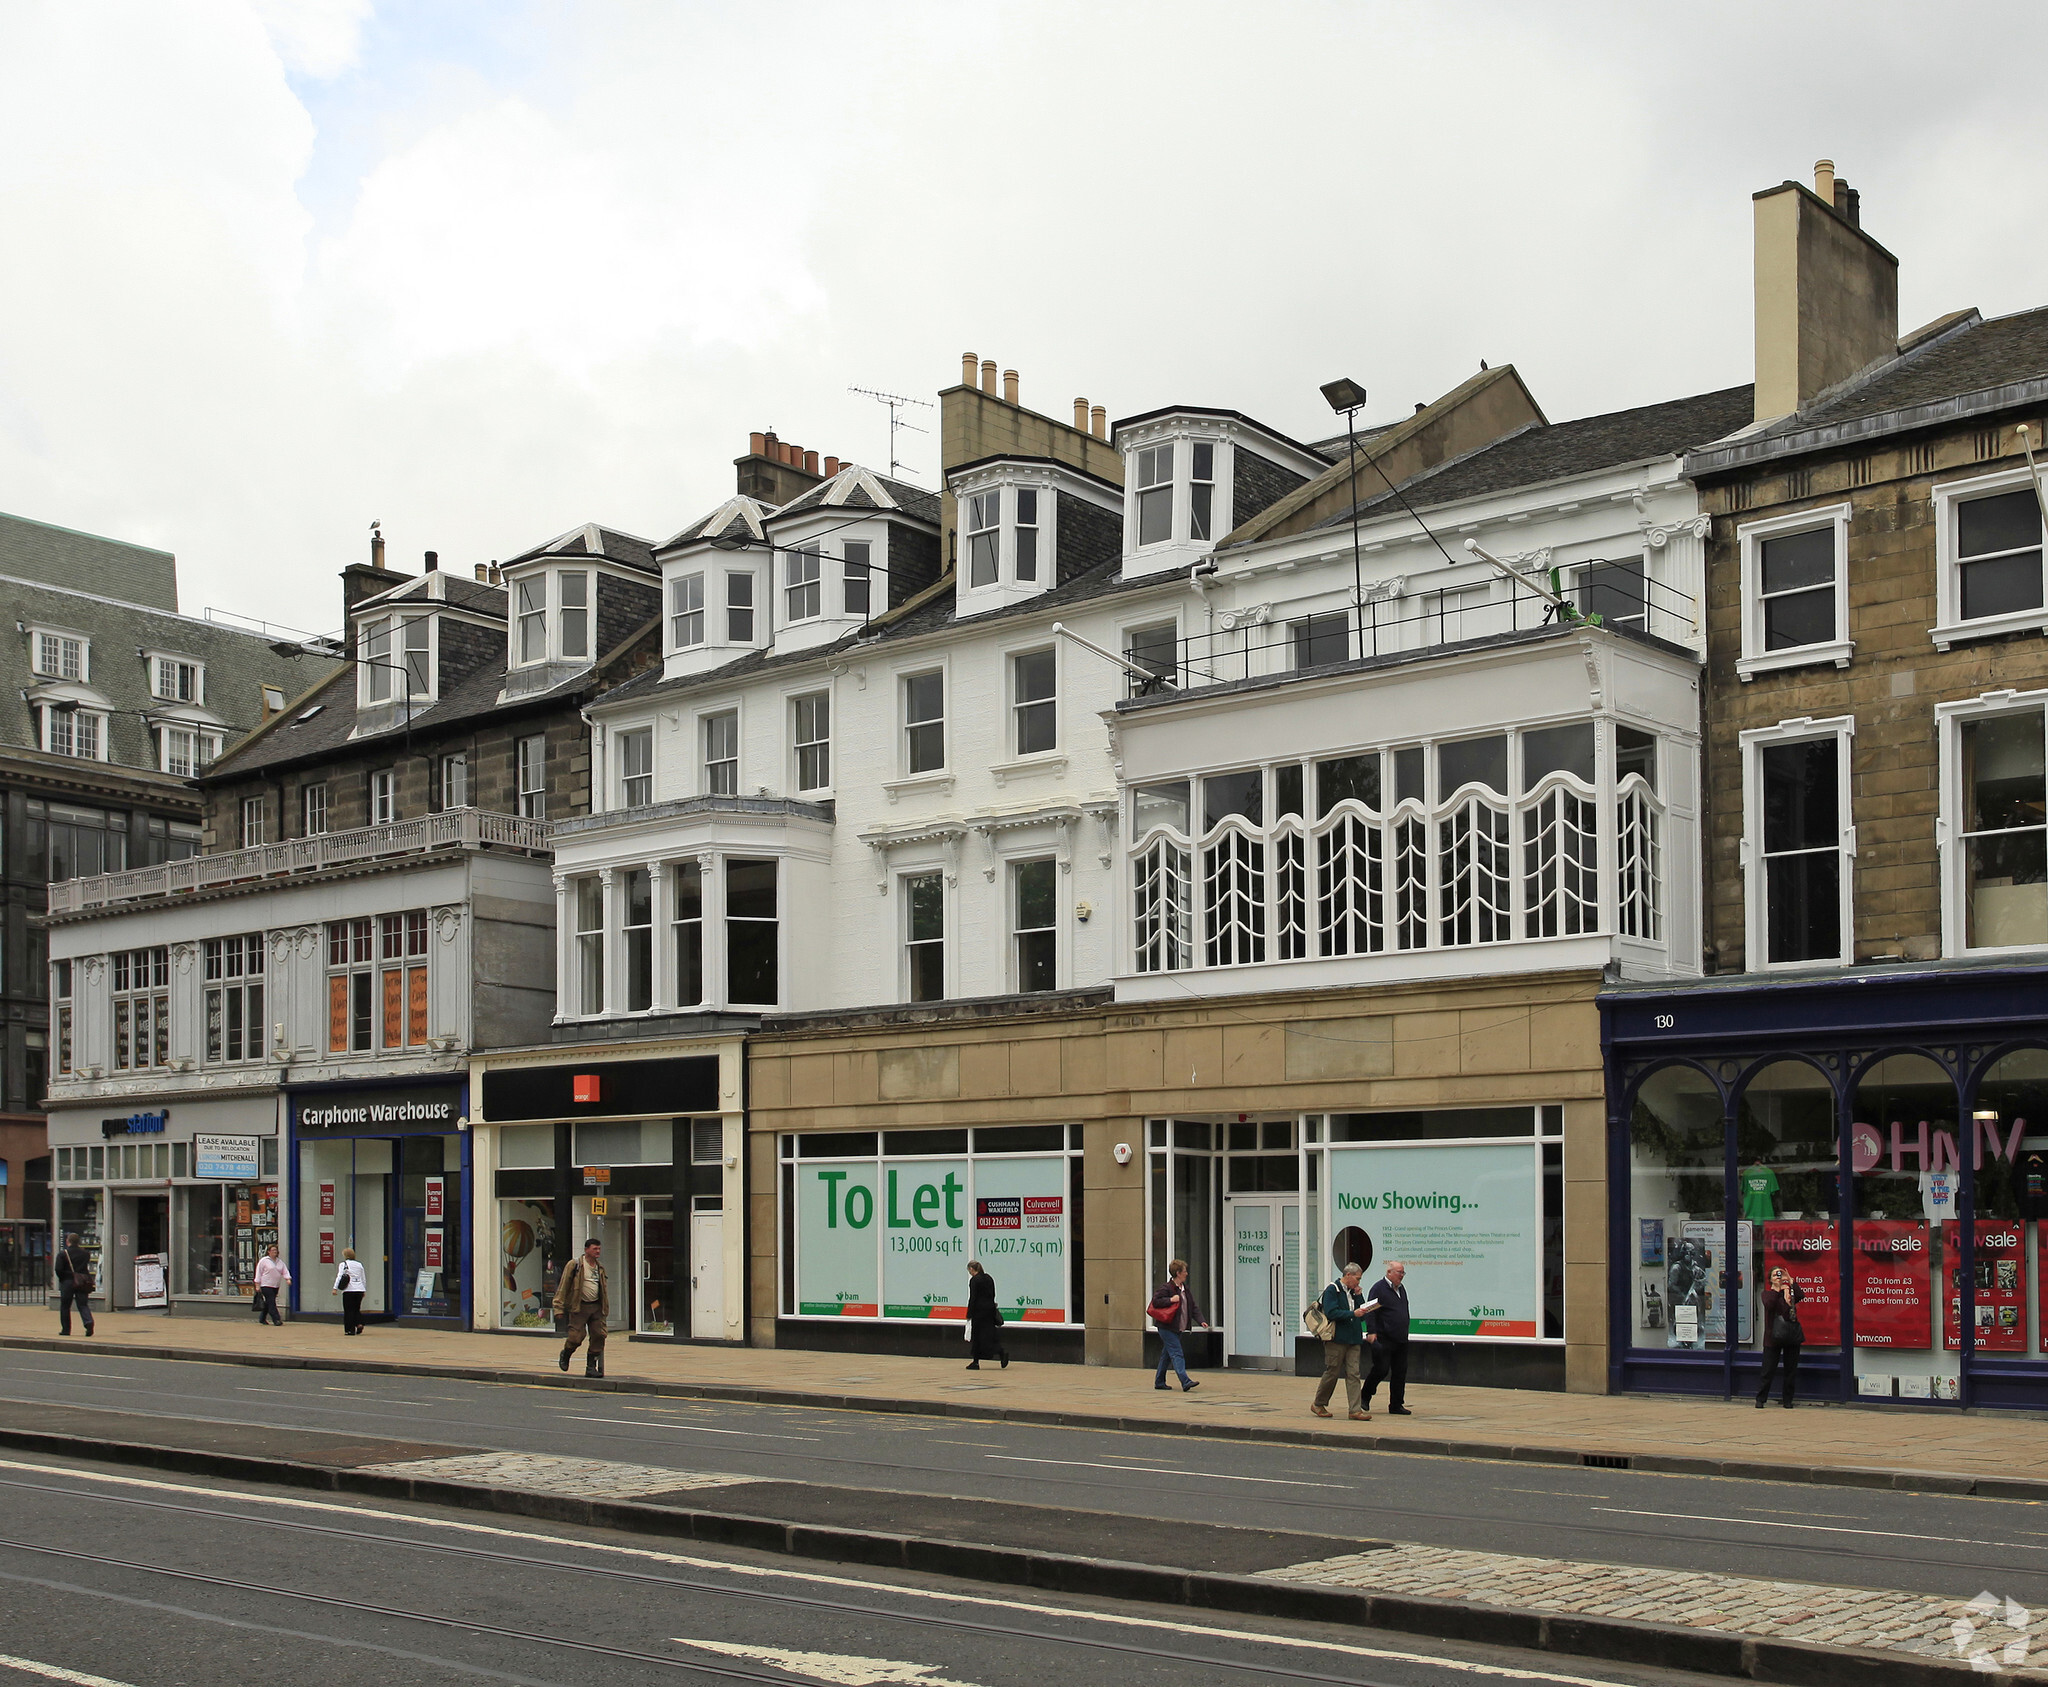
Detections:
1073,397,1089,430
1002,368,1018,404
1752,158,1898,422
1090,404,1106,439
962,351,978,387
980,359,997,394
424,550,438,572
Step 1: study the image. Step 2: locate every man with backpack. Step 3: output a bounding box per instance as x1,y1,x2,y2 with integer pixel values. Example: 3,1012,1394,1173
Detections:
1147,1258,1205,1393
1309,1261,1373,1420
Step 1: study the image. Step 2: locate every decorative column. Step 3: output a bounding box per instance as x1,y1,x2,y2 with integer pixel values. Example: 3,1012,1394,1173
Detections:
550,872,571,1023
598,865,621,1019
697,851,723,1008
647,859,673,1013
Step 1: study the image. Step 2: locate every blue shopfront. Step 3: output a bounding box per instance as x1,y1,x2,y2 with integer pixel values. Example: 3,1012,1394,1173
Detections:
288,1080,470,1327
1604,965,2048,1411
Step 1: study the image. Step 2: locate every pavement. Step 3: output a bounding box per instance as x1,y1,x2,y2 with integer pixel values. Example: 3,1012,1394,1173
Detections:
4,1303,2045,1495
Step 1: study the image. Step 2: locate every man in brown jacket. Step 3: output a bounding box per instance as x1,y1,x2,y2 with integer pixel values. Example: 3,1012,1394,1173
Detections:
554,1237,609,1378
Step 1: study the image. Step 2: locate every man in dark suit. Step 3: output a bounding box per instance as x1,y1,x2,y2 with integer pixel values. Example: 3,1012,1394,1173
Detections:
1363,1259,1411,1415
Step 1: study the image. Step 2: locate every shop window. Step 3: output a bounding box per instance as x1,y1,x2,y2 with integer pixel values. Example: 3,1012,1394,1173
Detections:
203,934,266,1064
1967,1048,2046,1359
1013,858,1056,993
904,871,944,1002
673,862,703,1006
497,1123,554,1169
1850,1053,1958,1389
1737,1059,1840,1355
1747,725,1850,966
1627,1063,1727,1351
727,857,778,1005
573,878,605,1015
111,946,170,1071
623,868,653,1012
1959,709,2047,950
499,1196,559,1327
326,912,425,1052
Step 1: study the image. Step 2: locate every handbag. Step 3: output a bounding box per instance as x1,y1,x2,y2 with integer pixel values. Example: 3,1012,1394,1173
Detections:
1768,1305,1804,1346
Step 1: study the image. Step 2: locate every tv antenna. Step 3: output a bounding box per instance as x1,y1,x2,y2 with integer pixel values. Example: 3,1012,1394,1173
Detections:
848,386,931,481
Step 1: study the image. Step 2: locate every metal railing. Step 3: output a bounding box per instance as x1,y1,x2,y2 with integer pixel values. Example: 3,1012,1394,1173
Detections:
1132,570,1698,696
47,808,552,914
0,1230,50,1304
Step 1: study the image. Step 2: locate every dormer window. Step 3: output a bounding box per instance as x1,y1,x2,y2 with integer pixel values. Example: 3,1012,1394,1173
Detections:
514,569,592,666
784,548,821,621
33,632,85,681
1135,445,1174,546
517,577,546,662
844,543,872,615
42,706,104,760
671,574,705,648
361,613,430,703
152,657,201,703
968,492,1000,586
1190,443,1215,541
161,727,223,778
728,571,757,641
1015,490,1039,581
559,571,590,659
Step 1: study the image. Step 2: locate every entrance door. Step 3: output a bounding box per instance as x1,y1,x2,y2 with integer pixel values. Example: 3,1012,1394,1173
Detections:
691,1211,723,1338
1225,1198,1299,1365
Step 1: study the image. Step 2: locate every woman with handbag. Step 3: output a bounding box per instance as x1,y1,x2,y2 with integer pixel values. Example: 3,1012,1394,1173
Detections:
1148,1259,1204,1393
1757,1266,1805,1408
333,1248,368,1336
964,1260,1008,1371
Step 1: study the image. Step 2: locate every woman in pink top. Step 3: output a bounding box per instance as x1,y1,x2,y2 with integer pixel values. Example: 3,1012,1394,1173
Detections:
253,1245,290,1327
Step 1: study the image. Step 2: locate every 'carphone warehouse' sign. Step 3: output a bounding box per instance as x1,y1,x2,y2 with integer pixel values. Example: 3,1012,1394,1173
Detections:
297,1089,460,1132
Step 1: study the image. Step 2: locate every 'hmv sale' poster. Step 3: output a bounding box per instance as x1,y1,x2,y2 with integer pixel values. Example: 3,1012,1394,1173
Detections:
1852,1220,1930,1348
1943,1219,2027,1353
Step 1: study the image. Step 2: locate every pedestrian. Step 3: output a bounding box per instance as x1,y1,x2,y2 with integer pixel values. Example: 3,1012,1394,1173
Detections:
1147,1258,1205,1393
1756,1266,1806,1409
53,1233,95,1338
333,1248,368,1335
253,1243,290,1327
553,1236,608,1378
1310,1262,1372,1421
964,1260,1008,1370
1363,1259,1413,1417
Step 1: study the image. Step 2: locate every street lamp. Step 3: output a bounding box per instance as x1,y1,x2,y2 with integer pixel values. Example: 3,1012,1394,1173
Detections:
271,638,417,744
1320,378,1370,661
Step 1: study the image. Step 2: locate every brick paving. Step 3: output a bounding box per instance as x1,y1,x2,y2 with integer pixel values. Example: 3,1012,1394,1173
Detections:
355,1450,758,1499
1266,1547,2048,1672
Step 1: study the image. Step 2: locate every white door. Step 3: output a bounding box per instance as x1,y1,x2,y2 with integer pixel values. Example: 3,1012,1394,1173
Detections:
1226,1197,1301,1363
690,1212,723,1338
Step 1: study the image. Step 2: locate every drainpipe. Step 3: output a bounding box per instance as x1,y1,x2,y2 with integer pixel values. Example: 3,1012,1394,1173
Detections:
580,707,604,814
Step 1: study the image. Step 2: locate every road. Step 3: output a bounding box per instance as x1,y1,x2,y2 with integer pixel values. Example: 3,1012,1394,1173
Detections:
0,1347,2040,1608
0,1450,1725,1687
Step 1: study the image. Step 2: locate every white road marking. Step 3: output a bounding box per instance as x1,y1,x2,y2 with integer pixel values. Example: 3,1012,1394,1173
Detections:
672,1639,980,1685
986,1454,1322,1487
1595,1507,2047,1551
0,1653,141,1687
558,1414,819,1440
0,1458,1654,1686
4,1371,137,1382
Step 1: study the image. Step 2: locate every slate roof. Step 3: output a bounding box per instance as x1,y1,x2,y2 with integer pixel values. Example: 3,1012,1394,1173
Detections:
1790,305,2048,428
767,467,941,526
660,495,771,551
504,521,657,573
1112,404,1333,464
1315,384,1757,527
355,571,507,617
0,510,178,610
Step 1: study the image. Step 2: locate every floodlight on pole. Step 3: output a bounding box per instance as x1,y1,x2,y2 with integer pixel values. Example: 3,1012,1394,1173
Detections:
1320,378,1370,661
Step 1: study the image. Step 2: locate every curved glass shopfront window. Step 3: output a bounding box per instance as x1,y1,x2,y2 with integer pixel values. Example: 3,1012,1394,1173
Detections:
1736,1058,1839,1352
1627,1063,1724,1351
1969,1047,2048,1359
1850,1052,1957,1399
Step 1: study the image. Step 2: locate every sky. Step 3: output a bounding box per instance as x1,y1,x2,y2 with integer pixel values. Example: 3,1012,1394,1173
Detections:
3,0,2046,636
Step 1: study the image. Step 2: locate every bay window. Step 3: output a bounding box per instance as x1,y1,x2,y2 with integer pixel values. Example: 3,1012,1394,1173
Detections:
1189,442,1215,541
573,878,605,1015
674,861,703,1004
727,858,778,1005
671,574,705,648
1015,489,1040,581
785,548,821,621
967,493,1000,587
1135,444,1174,547
728,572,756,642
843,543,871,616
623,868,653,1011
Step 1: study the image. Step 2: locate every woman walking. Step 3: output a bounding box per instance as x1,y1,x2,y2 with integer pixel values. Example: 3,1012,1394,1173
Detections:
964,1260,1008,1371
1757,1266,1805,1408
333,1248,368,1336
253,1244,290,1327
1148,1258,1205,1393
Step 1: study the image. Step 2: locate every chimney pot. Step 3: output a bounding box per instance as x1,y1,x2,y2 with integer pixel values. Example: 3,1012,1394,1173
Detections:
824,456,840,476
802,450,819,475
1814,158,1836,205
370,525,385,570
1074,397,1089,430
962,351,978,388
1002,368,1018,404
764,430,780,449
980,359,997,394
1090,404,1106,440
424,550,438,572
474,564,487,581
750,431,766,456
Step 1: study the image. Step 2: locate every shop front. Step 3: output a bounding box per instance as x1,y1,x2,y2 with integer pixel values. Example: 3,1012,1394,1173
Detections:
45,1093,282,1315
1604,965,2048,1411
474,1045,742,1341
290,1081,468,1326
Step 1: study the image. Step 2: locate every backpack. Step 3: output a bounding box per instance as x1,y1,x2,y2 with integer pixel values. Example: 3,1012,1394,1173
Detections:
1303,1283,1339,1340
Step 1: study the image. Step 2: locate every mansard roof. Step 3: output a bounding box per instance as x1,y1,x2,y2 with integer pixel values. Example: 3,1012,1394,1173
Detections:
504,521,658,573
765,465,941,527
660,495,771,550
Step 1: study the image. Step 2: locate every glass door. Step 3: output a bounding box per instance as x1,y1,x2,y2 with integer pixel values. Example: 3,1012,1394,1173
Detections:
1225,1198,1297,1363
640,1198,674,1333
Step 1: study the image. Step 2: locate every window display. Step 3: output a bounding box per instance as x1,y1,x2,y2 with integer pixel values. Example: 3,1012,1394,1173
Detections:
1738,1059,1837,1350
1628,1064,1725,1350
498,1198,559,1327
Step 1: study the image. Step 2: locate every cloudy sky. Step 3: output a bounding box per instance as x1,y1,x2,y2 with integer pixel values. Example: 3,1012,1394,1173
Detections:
2,1,2043,634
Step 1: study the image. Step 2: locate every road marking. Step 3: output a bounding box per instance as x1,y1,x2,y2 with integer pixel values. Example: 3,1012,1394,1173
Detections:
558,1415,819,1440
0,1654,141,1687
0,1372,135,1382
1503,1489,1610,1499
0,1458,1645,1685
986,1455,1321,1487
1594,1507,2048,1551
673,1639,979,1685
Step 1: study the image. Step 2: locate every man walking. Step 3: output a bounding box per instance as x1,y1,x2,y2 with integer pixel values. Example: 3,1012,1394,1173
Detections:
554,1236,609,1378
1364,1259,1412,1416
1310,1262,1371,1421
54,1233,94,1338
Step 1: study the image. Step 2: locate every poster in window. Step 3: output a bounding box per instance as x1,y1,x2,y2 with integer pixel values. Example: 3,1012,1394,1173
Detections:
408,965,428,1045
1671,1220,1752,1346
425,1176,444,1219
319,1231,334,1264
1760,1220,1836,1342
1943,1219,2026,1353
970,1155,1070,1323
499,1199,555,1327
424,1228,443,1270
794,1160,879,1316
880,1159,968,1319
319,1181,335,1217
382,968,403,1047
328,975,349,1053
1852,1219,1931,1348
